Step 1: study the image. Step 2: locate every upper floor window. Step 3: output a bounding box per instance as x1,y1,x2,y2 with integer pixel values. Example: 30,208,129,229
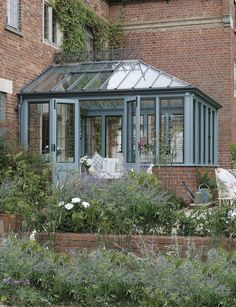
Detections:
43,1,62,46
6,0,20,30
85,27,94,53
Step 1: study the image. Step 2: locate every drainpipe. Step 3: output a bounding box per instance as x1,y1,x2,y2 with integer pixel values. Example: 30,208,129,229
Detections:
18,95,22,145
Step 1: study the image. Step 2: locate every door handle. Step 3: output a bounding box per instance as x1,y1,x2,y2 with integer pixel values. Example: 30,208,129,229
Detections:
51,144,56,152
138,142,142,152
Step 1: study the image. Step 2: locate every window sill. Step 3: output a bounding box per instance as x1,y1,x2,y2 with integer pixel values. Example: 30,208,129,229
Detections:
5,25,23,37
43,39,60,50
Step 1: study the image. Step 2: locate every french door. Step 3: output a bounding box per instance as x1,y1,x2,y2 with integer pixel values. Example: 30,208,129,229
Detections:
124,96,141,170
51,99,79,181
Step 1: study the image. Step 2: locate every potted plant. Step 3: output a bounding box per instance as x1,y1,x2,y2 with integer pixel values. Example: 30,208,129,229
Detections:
0,181,22,233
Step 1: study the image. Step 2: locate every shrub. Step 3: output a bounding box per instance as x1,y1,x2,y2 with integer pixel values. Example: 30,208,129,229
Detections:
0,238,235,306
177,204,236,238
0,139,52,230
55,172,182,235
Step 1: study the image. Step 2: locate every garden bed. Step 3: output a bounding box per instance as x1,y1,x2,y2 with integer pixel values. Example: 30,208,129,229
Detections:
0,237,235,306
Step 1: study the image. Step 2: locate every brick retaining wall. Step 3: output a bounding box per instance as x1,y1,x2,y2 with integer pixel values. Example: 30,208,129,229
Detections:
152,166,216,203
37,233,236,256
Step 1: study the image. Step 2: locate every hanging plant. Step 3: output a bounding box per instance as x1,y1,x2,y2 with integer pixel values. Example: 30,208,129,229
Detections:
50,0,123,53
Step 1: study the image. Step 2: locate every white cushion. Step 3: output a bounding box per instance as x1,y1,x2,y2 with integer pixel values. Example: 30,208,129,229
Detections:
116,153,124,172
87,160,97,175
102,158,118,175
92,152,103,171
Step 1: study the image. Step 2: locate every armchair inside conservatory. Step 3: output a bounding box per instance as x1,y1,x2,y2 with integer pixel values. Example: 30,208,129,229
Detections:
80,152,125,179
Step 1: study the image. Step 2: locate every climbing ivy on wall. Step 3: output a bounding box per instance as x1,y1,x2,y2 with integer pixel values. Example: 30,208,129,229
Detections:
50,0,123,52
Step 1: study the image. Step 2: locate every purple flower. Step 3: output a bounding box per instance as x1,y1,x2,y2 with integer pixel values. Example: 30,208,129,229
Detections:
2,277,30,287
22,279,30,286
3,277,13,285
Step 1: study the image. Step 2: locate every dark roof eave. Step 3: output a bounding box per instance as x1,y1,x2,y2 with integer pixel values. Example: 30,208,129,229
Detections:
193,88,222,109
18,86,222,109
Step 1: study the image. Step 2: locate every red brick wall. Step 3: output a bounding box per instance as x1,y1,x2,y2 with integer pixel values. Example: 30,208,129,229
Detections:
0,0,109,140
85,0,109,19
110,0,236,168
0,1,55,138
152,166,216,203
110,0,223,23
37,233,236,255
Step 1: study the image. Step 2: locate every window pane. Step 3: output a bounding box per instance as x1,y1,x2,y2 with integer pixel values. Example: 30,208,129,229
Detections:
193,99,196,164
37,69,67,92
52,12,57,44
127,101,136,163
212,111,215,164
208,109,211,163
160,98,184,163
203,105,206,164
101,64,130,90
135,68,159,88
57,104,75,163
70,72,98,90
85,27,93,52
55,73,84,91
7,0,19,29
106,116,122,158
154,75,172,87
118,63,145,89
85,71,111,90
26,68,64,92
198,102,201,164
28,103,49,156
85,117,102,156
140,99,155,163
44,2,49,40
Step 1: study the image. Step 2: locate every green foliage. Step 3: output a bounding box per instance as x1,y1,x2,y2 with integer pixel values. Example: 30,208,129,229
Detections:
195,169,217,190
0,139,53,230
56,172,181,235
51,0,123,52
0,238,235,306
177,204,236,238
231,143,236,162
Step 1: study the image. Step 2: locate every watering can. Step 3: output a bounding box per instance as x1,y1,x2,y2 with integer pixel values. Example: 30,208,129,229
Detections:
197,184,211,204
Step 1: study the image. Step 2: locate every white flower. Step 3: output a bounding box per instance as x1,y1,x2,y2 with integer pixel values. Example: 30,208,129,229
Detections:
71,197,81,203
82,201,90,208
65,203,74,210
30,230,37,241
80,155,88,163
58,201,65,207
86,158,92,166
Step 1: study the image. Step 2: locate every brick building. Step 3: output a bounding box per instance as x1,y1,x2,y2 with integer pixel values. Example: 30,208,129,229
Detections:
1,0,236,200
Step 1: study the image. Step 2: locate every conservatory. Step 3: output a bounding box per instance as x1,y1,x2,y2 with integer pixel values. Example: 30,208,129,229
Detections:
19,60,221,179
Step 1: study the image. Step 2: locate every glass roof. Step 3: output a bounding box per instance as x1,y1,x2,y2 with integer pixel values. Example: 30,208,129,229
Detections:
22,60,190,93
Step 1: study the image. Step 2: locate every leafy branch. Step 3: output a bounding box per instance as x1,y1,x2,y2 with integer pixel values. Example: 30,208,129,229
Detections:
51,0,123,52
